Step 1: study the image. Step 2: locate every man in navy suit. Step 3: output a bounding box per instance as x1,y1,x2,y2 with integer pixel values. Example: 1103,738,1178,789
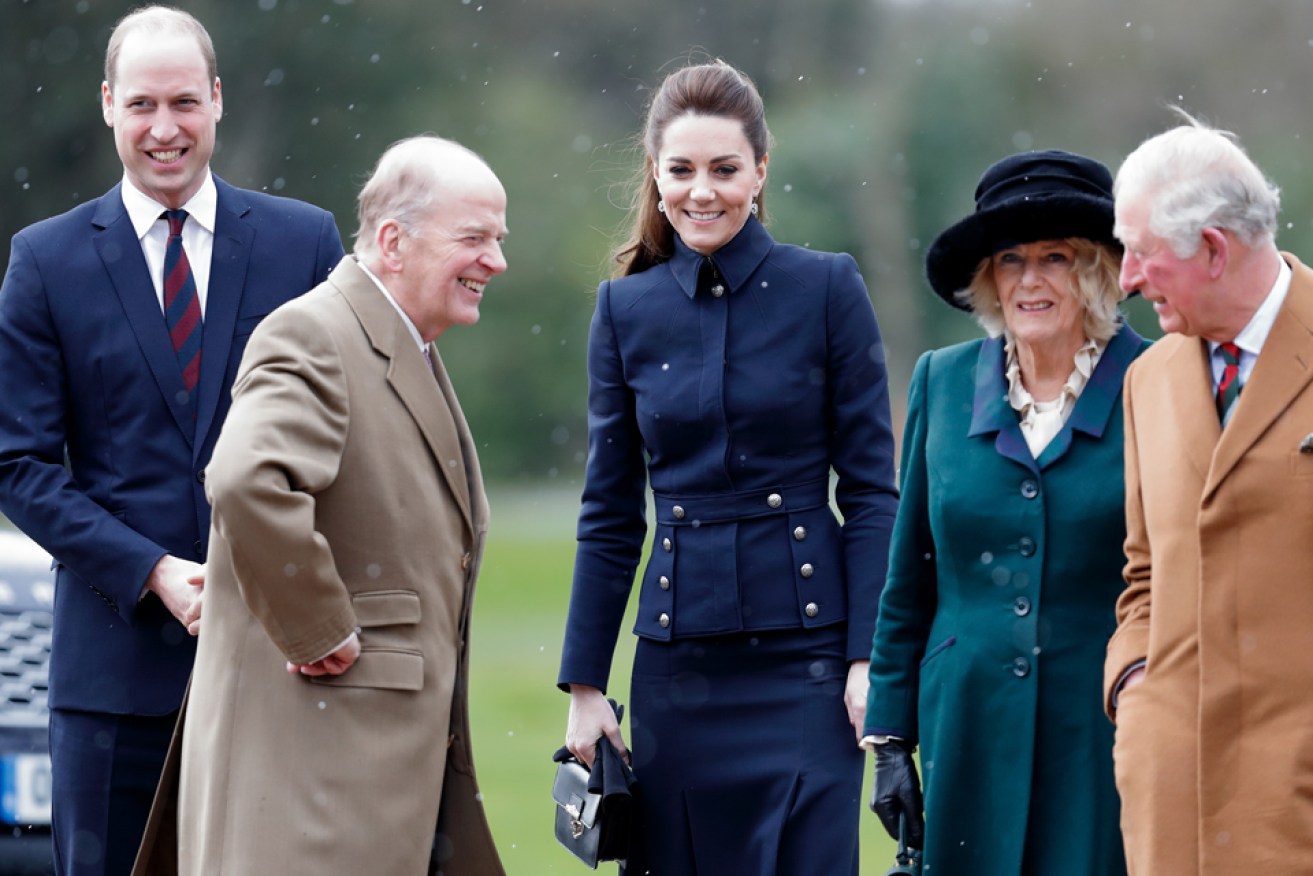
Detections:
0,7,343,874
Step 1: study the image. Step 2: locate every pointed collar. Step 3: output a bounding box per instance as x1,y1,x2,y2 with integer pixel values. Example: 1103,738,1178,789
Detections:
969,322,1146,471
667,215,774,299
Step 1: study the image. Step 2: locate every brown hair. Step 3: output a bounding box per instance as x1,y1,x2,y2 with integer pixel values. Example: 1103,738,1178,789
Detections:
614,60,772,277
105,6,217,89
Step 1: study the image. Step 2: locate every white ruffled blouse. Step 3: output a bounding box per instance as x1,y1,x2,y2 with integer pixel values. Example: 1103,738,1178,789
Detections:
1004,335,1103,457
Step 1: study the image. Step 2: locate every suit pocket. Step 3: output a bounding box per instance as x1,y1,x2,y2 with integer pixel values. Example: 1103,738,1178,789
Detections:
352,589,421,627
310,647,424,691
919,634,956,667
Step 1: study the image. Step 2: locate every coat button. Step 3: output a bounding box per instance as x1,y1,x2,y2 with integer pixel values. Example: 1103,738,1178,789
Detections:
767,493,783,509
800,563,814,578
793,526,807,541
461,552,472,571
1018,537,1036,557
711,284,725,298
1013,596,1031,617
1012,656,1031,677
1020,480,1038,499
193,540,204,558
662,537,672,552
659,575,671,591
672,505,685,520
804,602,819,618
658,612,671,629
196,469,207,484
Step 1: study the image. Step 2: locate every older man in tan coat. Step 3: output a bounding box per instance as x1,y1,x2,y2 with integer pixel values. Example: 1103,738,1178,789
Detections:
1106,113,1313,873
134,136,508,875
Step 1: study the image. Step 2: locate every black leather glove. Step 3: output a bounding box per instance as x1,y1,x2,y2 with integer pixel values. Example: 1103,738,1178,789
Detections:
869,738,925,849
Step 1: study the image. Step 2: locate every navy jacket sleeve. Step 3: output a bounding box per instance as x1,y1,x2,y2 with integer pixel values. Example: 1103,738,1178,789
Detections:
558,279,649,692
826,253,899,661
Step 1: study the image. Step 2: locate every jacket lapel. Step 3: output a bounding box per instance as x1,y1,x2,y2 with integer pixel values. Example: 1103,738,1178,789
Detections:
335,260,474,533
92,185,196,445
968,336,1039,474
194,178,254,454
1036,323,1145,470
1207,254,1313,499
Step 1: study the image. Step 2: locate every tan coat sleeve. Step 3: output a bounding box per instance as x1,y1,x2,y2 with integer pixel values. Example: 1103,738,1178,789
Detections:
204,307,357,664
1105,359,1151,718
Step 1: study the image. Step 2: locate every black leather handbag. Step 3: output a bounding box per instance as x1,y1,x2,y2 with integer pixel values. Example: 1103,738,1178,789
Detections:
551,700,634,868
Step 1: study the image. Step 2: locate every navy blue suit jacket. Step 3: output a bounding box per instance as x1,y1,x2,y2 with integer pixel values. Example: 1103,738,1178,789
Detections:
559,217,899,691
0,176,343,715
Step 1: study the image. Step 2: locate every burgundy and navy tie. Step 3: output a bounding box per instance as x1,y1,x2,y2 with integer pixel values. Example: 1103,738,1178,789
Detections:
162,209,202,393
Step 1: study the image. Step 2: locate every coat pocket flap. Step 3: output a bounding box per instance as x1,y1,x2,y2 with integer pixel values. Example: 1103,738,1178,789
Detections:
352,589,422,627
310,647,423,691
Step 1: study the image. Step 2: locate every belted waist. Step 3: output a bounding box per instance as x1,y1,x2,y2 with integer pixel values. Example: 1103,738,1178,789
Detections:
652,478,830,526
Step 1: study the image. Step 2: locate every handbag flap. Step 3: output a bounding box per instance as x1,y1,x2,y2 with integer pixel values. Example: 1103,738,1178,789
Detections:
552,759,601,828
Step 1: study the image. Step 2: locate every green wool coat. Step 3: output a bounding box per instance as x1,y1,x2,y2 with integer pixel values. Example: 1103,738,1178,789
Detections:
867,324,1148,875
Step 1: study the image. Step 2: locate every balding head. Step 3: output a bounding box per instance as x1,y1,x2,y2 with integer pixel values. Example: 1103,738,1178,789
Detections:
353,136,502,262
105,5,216,89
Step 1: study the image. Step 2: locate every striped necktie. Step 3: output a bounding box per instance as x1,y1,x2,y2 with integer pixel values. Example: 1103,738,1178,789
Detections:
162,210,203,393
1216,341,1242,424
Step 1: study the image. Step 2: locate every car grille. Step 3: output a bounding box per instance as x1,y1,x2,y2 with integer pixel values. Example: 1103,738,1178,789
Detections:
0,609,51,725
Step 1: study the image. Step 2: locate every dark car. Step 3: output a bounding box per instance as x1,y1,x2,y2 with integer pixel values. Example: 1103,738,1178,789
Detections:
0,528,55,874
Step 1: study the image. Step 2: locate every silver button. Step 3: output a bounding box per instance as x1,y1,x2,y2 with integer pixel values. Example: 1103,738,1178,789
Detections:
659,575,671,591
793,526,807,541
711,284,725,298
800,563,814,578
804,602,819,618
1012,657,1031,677
658,612,671,629
1013,596,1031,617
672,505,685,520
662,537,672,552
767,493,783,509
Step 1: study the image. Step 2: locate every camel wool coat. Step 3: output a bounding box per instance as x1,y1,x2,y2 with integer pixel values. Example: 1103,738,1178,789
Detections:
1106,253,1313,874
133,256,503,875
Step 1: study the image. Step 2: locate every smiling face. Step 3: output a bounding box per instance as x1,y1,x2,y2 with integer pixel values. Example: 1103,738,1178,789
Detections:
390,169,509,341
653,113,767,255
1115,196,1219,338
991,240,1087,353
102,29,221,209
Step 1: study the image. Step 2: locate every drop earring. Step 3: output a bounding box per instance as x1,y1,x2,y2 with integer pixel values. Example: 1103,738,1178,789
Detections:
750,198,759,217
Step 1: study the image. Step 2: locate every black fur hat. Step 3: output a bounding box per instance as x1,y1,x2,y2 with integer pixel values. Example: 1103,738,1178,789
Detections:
925,149,1119,310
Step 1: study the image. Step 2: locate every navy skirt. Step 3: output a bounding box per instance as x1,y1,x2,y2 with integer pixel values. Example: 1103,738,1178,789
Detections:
624,623,862,875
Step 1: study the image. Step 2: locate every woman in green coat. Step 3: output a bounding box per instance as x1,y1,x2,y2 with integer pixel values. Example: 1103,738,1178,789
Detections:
864,150,1147,875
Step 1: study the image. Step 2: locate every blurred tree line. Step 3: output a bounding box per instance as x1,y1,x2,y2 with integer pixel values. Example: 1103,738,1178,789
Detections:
5,0,1313,485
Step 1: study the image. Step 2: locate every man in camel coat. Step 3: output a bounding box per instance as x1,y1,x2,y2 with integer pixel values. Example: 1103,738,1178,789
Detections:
1106,112,1313,873
134,136,508,875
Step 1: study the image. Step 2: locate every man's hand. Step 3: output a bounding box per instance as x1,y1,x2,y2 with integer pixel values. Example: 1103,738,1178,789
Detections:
144,555,204,635
287,632,360,677
870,738,925,849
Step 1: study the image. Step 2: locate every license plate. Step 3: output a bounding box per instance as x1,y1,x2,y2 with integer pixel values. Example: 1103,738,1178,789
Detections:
0,754,52,825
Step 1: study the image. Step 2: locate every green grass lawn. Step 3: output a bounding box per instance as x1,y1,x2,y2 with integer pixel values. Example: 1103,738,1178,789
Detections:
469,488,898,873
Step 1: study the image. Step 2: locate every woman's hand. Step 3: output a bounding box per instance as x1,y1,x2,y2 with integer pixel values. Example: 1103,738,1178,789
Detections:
566,684,629,769
844,659,870,742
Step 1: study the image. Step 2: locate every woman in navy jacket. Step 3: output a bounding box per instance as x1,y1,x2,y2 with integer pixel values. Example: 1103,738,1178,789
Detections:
865,151,1145,875
558,61,898,874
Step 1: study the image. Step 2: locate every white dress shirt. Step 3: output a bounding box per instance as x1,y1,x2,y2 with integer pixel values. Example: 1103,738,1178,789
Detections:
120,172,217,317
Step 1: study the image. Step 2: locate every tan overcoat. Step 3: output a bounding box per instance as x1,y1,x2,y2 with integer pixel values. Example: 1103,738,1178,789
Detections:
1105,254,1313,873
133,256,504,875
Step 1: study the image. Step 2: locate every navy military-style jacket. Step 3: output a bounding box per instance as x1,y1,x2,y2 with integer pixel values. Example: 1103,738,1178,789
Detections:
559,217,899,691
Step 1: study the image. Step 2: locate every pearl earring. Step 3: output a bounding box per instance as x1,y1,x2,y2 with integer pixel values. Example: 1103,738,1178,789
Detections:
657,200,666,214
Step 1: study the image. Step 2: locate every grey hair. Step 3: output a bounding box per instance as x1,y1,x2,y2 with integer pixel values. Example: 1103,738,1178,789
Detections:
105,6,217,88
352,135,486,259
958,238,1126,342
1114,108,1280,257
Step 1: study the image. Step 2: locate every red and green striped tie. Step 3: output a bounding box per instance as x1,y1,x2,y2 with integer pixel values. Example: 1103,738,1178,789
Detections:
1216,341,1242,423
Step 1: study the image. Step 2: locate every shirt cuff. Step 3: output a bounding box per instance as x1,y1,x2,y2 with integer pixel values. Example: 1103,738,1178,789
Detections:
1111,659,1147,708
